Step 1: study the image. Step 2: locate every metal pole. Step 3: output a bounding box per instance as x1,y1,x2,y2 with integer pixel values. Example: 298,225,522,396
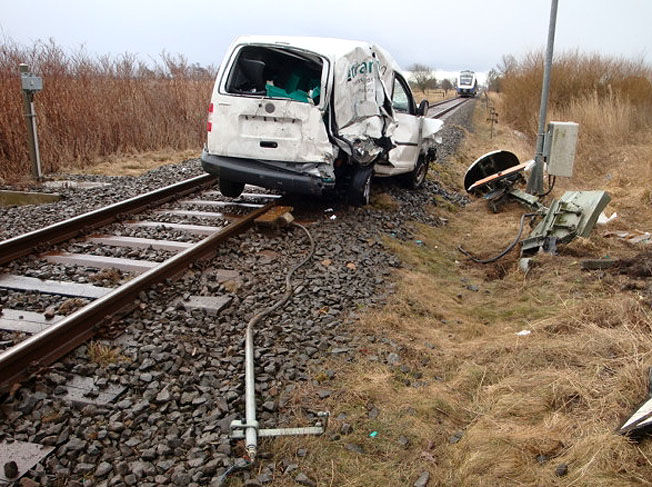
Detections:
19,64,42,180
243,321,258,460
526,0,559,195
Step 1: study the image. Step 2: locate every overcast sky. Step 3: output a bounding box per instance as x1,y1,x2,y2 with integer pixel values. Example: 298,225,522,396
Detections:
1,0,650,77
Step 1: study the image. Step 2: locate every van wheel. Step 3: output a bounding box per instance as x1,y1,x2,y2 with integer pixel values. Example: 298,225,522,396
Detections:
404,156,429,189
219,179,245,198
347,166,373,206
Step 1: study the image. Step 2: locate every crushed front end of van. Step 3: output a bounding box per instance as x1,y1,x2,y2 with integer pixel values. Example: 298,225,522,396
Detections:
201,36,442,204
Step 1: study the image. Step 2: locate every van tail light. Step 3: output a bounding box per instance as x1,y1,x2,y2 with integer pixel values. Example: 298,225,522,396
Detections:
207,121,212,132
208,103,214,113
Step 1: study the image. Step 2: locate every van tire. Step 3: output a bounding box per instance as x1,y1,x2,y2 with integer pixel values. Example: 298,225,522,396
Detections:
403,156,429,189
347,166,373,206
219,178,245,198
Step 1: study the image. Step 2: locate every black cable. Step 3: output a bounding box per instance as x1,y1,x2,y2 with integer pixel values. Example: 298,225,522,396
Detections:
245,222,315,329
539,175,556,197
216,458,252,486
458,213,536,264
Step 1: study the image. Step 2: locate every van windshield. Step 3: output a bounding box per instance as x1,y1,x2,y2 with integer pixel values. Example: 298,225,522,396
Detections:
225,45,323,105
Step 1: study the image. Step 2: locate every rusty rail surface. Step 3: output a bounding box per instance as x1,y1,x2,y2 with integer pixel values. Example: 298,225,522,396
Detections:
0,173,217,266
0,203,274,392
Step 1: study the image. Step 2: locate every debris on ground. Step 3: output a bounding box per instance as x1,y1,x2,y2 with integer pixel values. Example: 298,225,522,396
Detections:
604,230,652,244
597,211,618,225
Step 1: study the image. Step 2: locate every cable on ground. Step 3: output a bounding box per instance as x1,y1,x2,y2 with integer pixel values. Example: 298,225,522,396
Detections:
217,222,315,486
458,213,536,264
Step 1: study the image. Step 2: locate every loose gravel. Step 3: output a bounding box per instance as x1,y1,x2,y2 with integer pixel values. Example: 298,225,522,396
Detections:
0,102,475,486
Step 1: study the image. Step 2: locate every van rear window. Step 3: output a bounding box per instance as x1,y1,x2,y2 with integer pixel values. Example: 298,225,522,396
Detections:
225,46,323,104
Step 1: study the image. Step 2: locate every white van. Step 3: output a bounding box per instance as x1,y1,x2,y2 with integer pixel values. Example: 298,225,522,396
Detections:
201,36,443,205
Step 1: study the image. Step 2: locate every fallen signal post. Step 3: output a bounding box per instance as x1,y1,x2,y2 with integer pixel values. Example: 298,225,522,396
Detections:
461,149,610,260
219,209,329,486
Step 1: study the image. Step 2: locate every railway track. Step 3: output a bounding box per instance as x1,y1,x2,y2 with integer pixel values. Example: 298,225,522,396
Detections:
0,176,282,393
428,96,472,119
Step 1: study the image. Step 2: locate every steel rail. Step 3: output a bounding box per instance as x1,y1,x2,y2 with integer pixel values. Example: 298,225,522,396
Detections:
429,97,471,119
0,202,274,393
0,173,217,266
428,96,461,109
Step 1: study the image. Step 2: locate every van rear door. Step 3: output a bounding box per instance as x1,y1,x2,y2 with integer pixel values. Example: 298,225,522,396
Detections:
208,44,333,164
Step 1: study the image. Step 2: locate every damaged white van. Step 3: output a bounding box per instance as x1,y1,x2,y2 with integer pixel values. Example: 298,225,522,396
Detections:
201,36,443,205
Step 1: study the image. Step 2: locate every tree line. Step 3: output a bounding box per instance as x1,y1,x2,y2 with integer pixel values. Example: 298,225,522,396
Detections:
408,63,456,92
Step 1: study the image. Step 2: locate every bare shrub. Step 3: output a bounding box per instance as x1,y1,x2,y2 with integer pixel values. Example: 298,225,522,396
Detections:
498,53,651,139
0,38,216,180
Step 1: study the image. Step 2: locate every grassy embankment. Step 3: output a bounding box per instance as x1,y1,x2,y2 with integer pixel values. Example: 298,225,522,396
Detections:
0,39,213,182
266,52,652,486
414,88,458,104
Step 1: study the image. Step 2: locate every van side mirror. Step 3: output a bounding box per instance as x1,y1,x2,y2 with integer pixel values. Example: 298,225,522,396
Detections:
417,100,429,117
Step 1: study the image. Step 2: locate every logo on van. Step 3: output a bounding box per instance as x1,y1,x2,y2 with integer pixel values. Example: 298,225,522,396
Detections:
347,60,381,82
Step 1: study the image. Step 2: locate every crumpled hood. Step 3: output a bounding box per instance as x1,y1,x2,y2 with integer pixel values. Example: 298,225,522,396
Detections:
332,45,397,163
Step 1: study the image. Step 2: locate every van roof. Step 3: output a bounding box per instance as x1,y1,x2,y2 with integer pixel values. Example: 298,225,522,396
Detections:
229,35,401,71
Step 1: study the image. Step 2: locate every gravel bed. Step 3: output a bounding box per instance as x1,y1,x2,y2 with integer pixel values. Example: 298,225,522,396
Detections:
0,102,475,486
62,242,177,264
138,212,231,228
103,223,203,243
0,162,204,241
3,261,132,285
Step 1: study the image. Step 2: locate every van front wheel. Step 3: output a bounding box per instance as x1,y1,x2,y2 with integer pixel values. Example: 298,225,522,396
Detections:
403,156,429,189
347,166,373,206
219,178,245,198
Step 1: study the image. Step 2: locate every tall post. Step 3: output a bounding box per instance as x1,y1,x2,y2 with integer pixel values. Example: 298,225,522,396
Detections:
19,63,42,180
526,0,559,195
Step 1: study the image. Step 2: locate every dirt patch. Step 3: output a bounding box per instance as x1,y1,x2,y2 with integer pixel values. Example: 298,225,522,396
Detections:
616,250,652,278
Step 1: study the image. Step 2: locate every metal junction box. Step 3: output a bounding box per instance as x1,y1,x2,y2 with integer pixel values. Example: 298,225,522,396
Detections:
21,73,43,93
544,121,578,178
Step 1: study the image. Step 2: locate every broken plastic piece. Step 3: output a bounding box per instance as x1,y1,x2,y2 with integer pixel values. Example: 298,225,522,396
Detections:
369,431,378,437
515,330,531,336
597,211,618,225
619,398,652,436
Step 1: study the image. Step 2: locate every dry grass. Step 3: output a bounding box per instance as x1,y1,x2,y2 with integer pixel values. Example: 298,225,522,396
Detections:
262,92,652,486
413,88,458,104
63,148,198,177
87,341,128,367
496,51,652,186
0,38,214,181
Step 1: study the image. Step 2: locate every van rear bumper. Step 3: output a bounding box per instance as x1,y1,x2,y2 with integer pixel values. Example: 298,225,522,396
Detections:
200,149,335,196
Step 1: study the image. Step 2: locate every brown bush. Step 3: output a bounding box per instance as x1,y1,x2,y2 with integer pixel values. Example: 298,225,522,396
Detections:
0,39,216,180
495,51,652,184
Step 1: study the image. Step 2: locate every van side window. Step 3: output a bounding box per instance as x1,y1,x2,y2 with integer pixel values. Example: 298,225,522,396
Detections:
392,74,415,114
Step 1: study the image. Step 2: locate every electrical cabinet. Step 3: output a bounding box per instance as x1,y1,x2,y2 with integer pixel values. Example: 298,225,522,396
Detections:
544,121,579,178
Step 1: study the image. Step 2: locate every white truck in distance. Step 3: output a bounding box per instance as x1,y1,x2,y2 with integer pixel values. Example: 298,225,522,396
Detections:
201,36,443,205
